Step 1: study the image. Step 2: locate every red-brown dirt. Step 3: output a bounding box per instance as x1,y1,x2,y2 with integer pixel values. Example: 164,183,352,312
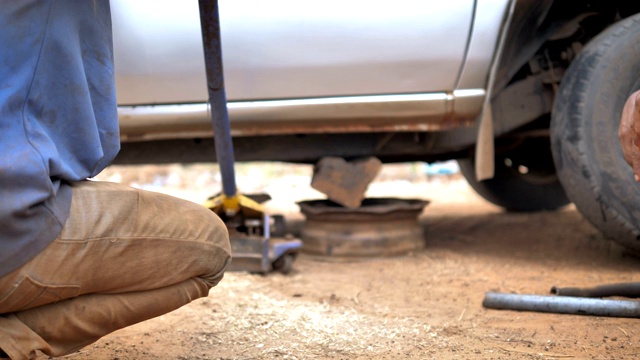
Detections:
44,163,640,359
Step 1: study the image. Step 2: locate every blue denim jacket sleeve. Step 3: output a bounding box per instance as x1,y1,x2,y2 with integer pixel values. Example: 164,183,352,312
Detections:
0,0,120,276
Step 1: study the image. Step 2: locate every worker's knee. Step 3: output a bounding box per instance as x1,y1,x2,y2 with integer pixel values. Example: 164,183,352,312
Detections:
131,183,232,286
64,181,230,249
131,184,232,288
62,181,231,288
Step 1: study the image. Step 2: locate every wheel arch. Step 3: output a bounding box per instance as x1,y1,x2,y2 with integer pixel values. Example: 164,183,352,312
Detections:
493,0,637,97
487,0,640,140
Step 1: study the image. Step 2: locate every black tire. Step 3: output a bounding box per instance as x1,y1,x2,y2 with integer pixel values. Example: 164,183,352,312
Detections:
551,13,640,253
458,136,570,212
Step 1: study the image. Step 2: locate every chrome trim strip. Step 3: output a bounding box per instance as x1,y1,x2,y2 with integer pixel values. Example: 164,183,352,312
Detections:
118,90,485,141
230,93,449,107
453,89,486,98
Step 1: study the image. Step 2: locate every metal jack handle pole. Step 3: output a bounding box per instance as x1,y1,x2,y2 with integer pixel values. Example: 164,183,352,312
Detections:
198,0,237,200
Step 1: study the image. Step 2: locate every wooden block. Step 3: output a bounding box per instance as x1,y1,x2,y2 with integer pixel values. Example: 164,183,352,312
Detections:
311,156,382,208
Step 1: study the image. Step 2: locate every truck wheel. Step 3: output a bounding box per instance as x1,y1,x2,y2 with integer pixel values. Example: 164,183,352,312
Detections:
458,136,570,212
551,13,640,253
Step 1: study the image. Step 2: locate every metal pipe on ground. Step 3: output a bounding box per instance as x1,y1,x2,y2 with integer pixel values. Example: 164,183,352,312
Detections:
483,292,640,318
550,282,640,298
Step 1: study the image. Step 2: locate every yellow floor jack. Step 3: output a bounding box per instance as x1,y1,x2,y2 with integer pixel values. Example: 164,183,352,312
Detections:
198,0,302,274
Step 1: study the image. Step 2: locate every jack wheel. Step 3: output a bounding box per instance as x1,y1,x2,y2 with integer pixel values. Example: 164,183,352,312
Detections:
272,254,295,274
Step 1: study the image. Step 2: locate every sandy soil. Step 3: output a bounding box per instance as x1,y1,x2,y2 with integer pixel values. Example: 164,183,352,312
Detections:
47,163,640,359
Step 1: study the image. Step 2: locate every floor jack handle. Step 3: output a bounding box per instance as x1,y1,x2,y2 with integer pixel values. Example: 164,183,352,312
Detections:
198,0,237,199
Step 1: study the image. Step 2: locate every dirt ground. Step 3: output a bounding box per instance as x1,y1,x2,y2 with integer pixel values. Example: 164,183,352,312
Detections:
52,163,640,359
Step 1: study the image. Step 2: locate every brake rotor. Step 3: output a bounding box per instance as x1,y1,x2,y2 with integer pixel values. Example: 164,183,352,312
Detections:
297,198,429,257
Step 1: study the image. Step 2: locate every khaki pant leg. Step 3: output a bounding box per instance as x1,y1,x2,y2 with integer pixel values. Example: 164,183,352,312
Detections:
0,181,231,359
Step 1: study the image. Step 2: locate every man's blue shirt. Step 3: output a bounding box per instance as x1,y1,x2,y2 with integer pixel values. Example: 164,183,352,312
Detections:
0,0,120,276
